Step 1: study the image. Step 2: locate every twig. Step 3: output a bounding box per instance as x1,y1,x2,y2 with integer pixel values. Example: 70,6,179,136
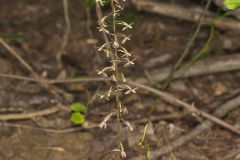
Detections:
0,73,110,83
49,77,110,84
0,121,98,134
0,108,23,113
0,73,41,82
144,54,172,69
0,38,38,77
163,0,211,89
131,94,240,160
129,82,240,136
131,0,240,32
138,53,240,83
56,0,71,66
0,105,61,121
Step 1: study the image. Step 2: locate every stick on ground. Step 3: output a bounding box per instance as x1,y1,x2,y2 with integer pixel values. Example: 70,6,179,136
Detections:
132,0,240,32
129,82,240,136
0,106,61,121
137,53,240,83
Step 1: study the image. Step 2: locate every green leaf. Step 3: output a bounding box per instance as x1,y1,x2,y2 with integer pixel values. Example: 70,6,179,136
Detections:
117,11,135,24
224,0,240,9
70,102,87,112
189,25,215,64
70,112,86,125
138,123,149,146
146,144,151,160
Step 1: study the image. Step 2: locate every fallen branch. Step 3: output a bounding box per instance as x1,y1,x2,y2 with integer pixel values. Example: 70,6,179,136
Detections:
0,73,110,84
0,121,99,133
138,54,240,83
129,82,240,136
0,106,60,121
131,0,240,32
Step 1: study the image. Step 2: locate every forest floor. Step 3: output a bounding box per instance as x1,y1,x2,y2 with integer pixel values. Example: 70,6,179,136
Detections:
0,0,240,160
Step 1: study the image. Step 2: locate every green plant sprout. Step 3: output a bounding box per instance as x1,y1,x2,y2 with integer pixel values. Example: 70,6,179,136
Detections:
70,102,87,125
146,144,151,160
188,25,215,66
224,0,240,9
71,102,87,112
138,123,149,146
70,112,85,124
138,123,151,160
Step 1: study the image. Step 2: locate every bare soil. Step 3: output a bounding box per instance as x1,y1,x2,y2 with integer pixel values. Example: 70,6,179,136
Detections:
0,0,240,160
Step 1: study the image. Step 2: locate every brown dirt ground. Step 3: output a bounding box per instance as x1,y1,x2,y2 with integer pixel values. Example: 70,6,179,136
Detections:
0,0,240,160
